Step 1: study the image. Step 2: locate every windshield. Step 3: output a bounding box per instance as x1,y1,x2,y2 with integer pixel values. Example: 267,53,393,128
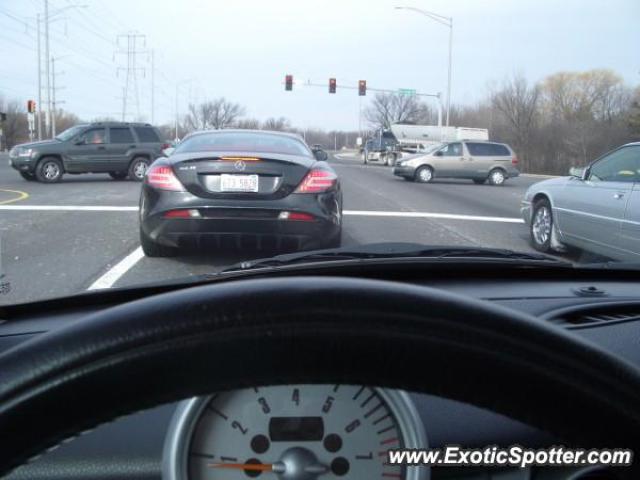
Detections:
173,131,312,156
55,125,86,142
0,0,639,306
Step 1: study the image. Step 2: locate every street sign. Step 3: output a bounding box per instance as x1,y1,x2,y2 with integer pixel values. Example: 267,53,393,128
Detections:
398,88,416,97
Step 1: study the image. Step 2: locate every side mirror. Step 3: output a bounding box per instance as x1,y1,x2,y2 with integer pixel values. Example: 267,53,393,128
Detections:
313,149,328,161
569,166,587,180
74,138,85,146
434,151,443,157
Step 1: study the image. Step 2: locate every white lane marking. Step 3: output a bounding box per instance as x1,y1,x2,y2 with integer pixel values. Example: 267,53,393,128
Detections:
0,205,138,211
87,247,144,290
0,204,524,223
344,210,524,224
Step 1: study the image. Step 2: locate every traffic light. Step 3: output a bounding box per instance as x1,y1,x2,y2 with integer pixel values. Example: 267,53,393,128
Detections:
285,75,293,91
358,80,367,96
27,100,36,113
329,78,336,94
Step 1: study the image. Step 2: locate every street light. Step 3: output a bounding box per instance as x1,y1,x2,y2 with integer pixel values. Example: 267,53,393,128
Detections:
395,6,453,128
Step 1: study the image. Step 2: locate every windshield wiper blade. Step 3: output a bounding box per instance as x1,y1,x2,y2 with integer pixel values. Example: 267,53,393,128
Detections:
221,242,568,273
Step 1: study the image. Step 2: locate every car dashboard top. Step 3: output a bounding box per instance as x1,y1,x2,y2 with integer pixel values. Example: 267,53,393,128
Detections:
1,266,639,480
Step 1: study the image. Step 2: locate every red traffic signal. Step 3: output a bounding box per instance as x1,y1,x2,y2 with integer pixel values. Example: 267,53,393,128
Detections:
285,75,293,91
27,100,36,113
329,78,336,94
358,80,366,96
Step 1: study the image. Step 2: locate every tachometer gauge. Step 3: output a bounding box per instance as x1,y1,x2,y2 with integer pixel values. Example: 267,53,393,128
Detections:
163,385,428,480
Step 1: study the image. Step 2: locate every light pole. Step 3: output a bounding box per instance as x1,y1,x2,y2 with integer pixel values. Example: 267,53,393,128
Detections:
395,6,453,128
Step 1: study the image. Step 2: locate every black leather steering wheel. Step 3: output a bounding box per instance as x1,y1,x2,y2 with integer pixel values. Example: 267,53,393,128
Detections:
1,277,639,477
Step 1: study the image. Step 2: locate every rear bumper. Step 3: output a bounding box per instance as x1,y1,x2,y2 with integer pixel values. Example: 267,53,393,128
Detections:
140,187,342,251
505,167,520,178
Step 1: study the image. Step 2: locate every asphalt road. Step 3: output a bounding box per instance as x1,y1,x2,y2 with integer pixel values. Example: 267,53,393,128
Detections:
0,151,551,305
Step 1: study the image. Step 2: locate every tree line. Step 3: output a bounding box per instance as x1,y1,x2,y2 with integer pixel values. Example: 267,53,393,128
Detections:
2,68,639,174
364,69,640,174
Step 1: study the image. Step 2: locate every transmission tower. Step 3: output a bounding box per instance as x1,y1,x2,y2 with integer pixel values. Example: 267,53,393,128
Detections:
115,32,147,121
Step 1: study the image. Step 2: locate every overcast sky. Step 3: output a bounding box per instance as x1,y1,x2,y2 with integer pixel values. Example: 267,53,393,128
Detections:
1,0,638,131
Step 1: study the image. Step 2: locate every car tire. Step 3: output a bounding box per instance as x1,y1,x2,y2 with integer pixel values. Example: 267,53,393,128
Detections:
109,171,128,180
487,168,506,186
415,165,433,183
35,157,63,183
530,198,553,253
128,157,150,182
472,178,485,185
386,153,397,167
19,172,37,181
140,228,178,257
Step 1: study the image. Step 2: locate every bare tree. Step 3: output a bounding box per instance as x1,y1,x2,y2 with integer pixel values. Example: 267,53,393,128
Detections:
491,73,540,170
629,86,640,137
0,96,27,149
54,109,81,134
234,118,261,129
262,117,291,131
364,93,424,129
183,98,245,132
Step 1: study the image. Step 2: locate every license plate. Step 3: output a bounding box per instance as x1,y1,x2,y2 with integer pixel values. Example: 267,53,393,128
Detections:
220,174,259,192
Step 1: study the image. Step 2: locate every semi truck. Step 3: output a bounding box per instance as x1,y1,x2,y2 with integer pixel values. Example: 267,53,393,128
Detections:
361,124,489,166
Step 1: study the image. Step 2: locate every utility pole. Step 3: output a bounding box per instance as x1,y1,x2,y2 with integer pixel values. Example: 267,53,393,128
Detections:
116,32,147,122
150,49,155,124
51,57,56,137
44,0,51,138
36,14,42,140
50,56,66,137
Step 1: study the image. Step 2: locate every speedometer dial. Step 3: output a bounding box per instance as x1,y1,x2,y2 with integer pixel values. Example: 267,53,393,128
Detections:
164,385,428,480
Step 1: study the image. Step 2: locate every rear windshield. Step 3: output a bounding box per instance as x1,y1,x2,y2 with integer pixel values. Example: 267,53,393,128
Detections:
133,126,161,143
174,132,312,156
466,142,511,156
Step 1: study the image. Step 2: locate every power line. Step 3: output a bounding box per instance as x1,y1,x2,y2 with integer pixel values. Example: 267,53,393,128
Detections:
115,32,147,121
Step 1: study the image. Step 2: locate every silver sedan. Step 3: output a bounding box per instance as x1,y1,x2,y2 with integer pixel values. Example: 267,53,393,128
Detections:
521,142,640,261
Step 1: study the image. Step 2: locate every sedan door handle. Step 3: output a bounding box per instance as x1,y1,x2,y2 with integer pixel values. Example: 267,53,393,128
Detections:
97,146,106,150
614,192,625,199
129,145,136,148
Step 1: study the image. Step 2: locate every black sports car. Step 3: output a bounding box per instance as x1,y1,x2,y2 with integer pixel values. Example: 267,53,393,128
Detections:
139,130,342,256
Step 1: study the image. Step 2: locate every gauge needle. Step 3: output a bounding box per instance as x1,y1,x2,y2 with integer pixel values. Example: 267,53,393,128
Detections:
208,462,286,473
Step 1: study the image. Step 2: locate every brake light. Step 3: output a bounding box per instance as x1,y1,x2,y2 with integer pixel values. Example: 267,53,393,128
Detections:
278,211,315,222
146,165,185,191
512,156,519,165
161,143,170,150
294,169,337,193
164,209,201,218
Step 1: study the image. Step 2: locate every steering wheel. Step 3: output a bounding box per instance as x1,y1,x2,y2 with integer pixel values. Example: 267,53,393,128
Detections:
1,277,639,477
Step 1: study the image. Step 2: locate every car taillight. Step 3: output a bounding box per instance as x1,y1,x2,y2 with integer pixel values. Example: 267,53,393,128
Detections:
161,143,170,150
512,156,519,165
294,169,337,193
278,211,315,222
146,165,185,191
164,209,201,218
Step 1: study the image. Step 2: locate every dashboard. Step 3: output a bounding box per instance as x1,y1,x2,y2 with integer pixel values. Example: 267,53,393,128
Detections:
1,266,639,480
165,386,425,480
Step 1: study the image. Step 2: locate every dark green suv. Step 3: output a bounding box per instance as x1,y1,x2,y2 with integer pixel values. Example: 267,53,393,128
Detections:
9,122,168,183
